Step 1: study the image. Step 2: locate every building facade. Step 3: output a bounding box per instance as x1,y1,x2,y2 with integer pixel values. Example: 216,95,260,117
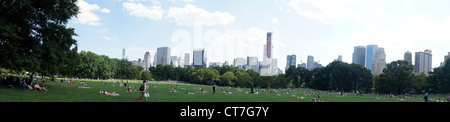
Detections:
352,46,366,67
372,48,386,75
286,54,296,68
366,45,378,70
144,51,151,70
404,51,412,65
156,47,171,66
307,55,314,70
415,49,432,75
193,48,207,68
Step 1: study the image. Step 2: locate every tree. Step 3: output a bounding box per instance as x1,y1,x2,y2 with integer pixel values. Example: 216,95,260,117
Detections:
0,0,79,77
375,60,414,94
235,71,252,87
220,71,236,86
427,58,450,93
140,70,153,81
411,73,428,94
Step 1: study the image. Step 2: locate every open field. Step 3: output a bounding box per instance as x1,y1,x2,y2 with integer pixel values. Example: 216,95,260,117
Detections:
0,78,448,102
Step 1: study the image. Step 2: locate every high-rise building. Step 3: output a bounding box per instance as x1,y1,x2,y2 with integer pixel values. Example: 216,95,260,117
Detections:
313,62,322,69
444,52,450,64
307,56,314,70
260,32,277,76
372,48,386,75
223,61,230,66
184,53,190,68
245,56,259,72
404,51,412,65
193,48,207,68
153,52,157,67
170,56,178,67
144,52,151,70
209,62,223,68
352,46,366,67
247,57,258,66
365,45,378,70
335,55,342,62
286,54,296,68
234,57,247,68
266,32,272,58
298,63,306,68
122,48,126,59
156,47,171,66
415,49,432,74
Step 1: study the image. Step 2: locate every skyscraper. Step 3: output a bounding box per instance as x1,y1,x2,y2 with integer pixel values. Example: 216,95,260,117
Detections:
260,32,277,76
266,32,272,58
352,46,366,67
307,55,314,70
156,47,171,66
193,48,207,68
298,63,306,68
372,48,386,75
415,49,432,74
366,45,378,70
234,57,247,68
404,51,412,65
122,48,126,59
184,53,190,68
335,55,342,62
444,52,450,64
144,51,151,70
170,56,178,67
286,54,296,68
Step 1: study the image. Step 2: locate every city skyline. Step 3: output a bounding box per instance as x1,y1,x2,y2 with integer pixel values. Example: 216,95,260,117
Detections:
71,0,450,70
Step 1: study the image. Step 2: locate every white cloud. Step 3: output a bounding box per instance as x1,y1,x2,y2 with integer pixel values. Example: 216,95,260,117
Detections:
288,0,363,21
103,36,112,40
167,0,195,3
272,18,279,24
167,4,235,26
123,2,164,20
101,8,110,13
74,0,110,26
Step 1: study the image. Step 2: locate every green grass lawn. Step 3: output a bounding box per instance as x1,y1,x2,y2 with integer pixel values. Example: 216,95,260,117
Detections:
0,78,448,102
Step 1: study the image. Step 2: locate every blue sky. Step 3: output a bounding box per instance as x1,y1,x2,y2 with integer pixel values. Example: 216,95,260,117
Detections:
69,0,450,69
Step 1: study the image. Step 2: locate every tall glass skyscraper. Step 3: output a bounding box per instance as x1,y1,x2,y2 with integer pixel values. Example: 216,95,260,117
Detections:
156,47,171,66
352,46,366,67
365,44,378,70
404,51,412,65
193,48,207,68
286,54,296,68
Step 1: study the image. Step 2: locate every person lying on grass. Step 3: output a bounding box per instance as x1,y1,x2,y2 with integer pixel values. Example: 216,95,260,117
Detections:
100,91,119,96
77,85,90,88
127,88,137,93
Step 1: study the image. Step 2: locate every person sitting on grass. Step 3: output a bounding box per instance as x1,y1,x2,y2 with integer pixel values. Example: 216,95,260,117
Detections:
80,81,87,85
170,86,177,92
40,81,46,88
398,97,404,102
20,80,28,89
34,83,47,91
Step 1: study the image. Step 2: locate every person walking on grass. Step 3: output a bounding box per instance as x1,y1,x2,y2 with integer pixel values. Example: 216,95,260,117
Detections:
139,80,148,101
212,83,216,96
